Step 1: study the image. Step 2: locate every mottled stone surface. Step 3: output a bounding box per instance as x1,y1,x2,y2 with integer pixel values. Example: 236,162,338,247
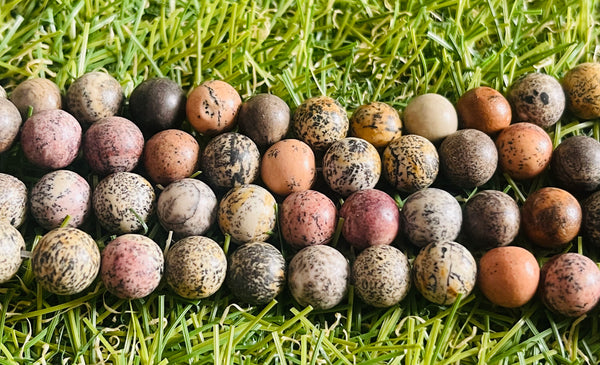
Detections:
412,241,476,305
238,93,290,148
551,135,600,194
495,122,552,180
339,189,399,250
522,187,581,248
30,170,91,230
439,129,497,188
101,234,163,299
66,71,123,124
143,129,200,185
83,116,145,175
478,246,540,308
31,227,100,295
463,190,520,248
292,96,349,152
157,178,218,237
165,236,226,299
0,98,21,153
0,221,25,283
562,62,600,120
540,253,600,317
352,245,411,308
261,139,316,196
20,109,81,169
186,80,241,136
322,137,381,197
349,101,401,149
92,172,156,234
401,188,462,247
218,184,276,244
382,134,439,193
456,86,511,134
508,73,565,128
129,78,187,136
10,78,62,120
279,190,337,249
0,173,27,227
201,132,260,190
403,93,457,143
582,190,600,247
226,241,286,305
288,245,349,310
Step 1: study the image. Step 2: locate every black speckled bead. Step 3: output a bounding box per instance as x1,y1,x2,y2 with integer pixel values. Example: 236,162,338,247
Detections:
382,134,439,193
66,72,123,124
226,241,286,305
165,236,227,299
92,172,156,234
201,132,260,190
0,173,28,228
412,241,476,305
322,137,381,197
31,227,100,295
463,190,520,248
0,221,26,283
292,96,349,152
551,135,600,194
580,190,600,247
540,253,600,317
288,245,349,310
508,73,565,128
352,245,411,307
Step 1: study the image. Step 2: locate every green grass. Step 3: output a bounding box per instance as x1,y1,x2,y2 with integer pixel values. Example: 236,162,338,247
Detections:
1,0,600,364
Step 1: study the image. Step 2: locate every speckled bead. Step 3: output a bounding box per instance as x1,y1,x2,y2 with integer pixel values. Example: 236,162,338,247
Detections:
0,173,27,228
279,190,338,249
521,187,581,248
495,122,552,180
218,184,276,244
349,102,402,149
0,98,21,153
186,80,242,136
292,96,349,152
322,137,381,197
352,245,411,308
165,236,227,299
0,221,26,283
382,134,439,193
582,191,600,247
143,129,200,185
261,139,317,196
30,170,91,230
10,78,62,120
157,179,218,237
20,109,82,169
412,241,477,305
101,234,163,299
31,227,100,295
562,62,600,120
540,253,600,317
83,116,145,175
288,245,350,310
439,129,497,188
401,188,462,247
226,241,286,305
201,132,260,190
508,73,565,128
0,85,6,98
92,172,156,234
66,71,123,124
551,136,600,194
463,190,520,248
